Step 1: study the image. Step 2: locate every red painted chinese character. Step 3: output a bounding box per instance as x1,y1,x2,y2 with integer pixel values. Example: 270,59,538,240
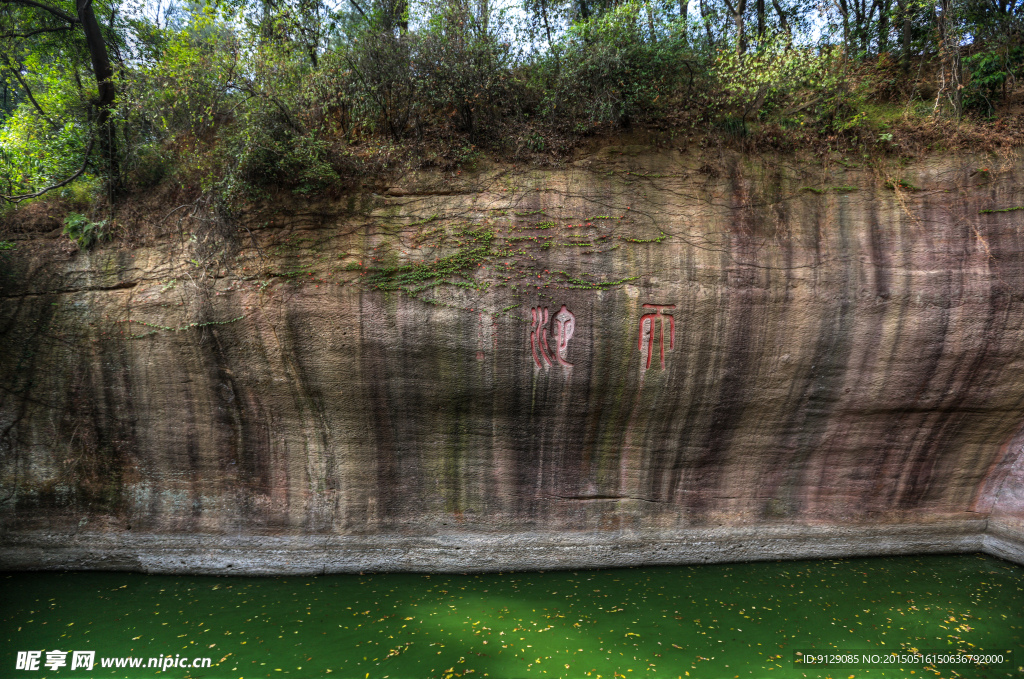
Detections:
531,305,575,368
552,305,575,367
531,306,552,368
638,304,675,369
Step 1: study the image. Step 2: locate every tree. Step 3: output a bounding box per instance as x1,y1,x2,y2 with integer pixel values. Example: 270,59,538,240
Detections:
721,0,747,53
0,0,118,201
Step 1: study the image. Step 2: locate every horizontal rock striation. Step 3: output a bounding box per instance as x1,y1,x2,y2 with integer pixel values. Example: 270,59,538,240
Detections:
2,148,1023,572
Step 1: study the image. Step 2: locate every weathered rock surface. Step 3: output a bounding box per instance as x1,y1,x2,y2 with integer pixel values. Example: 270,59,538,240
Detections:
2,148,1023,573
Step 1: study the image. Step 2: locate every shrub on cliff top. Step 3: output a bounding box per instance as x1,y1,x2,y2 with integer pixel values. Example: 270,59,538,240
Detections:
62,212,107,248
531,2,691,131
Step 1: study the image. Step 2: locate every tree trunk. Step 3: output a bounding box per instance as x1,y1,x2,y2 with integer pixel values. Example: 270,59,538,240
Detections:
723,0,747,54
539,0,559,120
540,0,555,54
645,0,657,42
853,0,868,56
699,0,713,44
935,0,962,117
679,0,687,37
895,0,910,72
838,0,850,52
771,0,790,45
878,0,889,55
379,0,408,33
76,0,113,116
735,0,745,55
76,0,117,192
756,0,764,44
397,0,408,33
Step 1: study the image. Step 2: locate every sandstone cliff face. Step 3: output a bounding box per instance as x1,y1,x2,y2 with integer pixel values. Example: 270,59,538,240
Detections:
2,148,1023,573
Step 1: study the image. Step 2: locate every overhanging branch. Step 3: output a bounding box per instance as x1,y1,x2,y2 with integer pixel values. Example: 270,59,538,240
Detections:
348,0,367,18
2,55,61,131
0,26,73,39
2,133,94,203
0,0,81,24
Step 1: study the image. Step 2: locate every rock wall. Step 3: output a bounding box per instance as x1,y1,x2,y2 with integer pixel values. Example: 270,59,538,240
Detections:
2,147,1024,573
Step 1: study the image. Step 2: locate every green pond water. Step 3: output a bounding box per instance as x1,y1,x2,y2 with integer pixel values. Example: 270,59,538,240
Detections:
2,554,1021,679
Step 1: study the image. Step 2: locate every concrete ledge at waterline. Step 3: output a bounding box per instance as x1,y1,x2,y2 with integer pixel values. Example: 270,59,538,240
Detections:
1,520,1015,574
983,519,1024,565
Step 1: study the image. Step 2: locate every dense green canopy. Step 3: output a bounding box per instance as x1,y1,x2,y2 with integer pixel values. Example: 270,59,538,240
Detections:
1,0,1022,206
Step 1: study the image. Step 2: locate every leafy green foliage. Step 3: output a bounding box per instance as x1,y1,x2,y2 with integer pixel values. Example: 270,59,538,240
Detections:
0,0,1021,212
412,4,518,141
62,211,107,248
337,31,418,140
712,35,849,126
122,6,350,202
963,47,1024,116
0,0,139,201
0,27,94,198
535,2,687,129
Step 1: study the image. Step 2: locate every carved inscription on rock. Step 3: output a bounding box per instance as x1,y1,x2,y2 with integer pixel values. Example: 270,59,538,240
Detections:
638,304,675,369
530,305,575,368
